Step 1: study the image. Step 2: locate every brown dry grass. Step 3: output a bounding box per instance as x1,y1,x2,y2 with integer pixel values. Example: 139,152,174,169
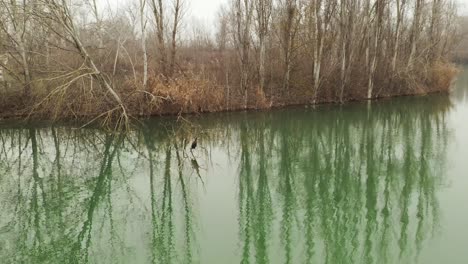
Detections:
0,61,460,125
148,73,225,114
254,86,270,109
2,71,226,122
428,62,459,92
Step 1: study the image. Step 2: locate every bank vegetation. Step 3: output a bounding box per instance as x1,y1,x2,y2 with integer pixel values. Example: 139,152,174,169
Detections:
0,0,461,125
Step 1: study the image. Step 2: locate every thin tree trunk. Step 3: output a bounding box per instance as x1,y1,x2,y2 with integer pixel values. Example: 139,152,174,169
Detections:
140,0,148,88
19,41,32,97
259,37,266,94
255,0,272,96
234,0,253,109
113,37,121,76
368,0,384,99
151,0,167,76
169,0,181,77
312,0,323,103
339,0,347,103
313,39,322,102
340,40,347,102
282,0,296,94
408,0,423,68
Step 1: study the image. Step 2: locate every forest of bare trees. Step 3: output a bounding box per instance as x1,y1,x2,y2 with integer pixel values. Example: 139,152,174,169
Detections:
0,0,462,122
454,15,468,62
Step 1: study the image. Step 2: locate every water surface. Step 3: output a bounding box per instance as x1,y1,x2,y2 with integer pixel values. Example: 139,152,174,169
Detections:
1,67,468,264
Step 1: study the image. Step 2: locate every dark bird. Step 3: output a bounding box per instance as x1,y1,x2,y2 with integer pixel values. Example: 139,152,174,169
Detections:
191,137,198,150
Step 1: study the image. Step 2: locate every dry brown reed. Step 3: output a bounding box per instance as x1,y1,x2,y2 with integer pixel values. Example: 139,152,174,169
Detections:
0,61,459,126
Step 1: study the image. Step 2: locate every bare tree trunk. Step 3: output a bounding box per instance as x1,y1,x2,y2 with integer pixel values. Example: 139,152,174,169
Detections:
87,0,104,59
367,38,378,99
429,0,442,62
339,0,347,103
255,0,272,96
281,0,297,94
312,0,324,103
340,41,347,102
150,0,167,76
259,38,266,92
140,0,148,88
408,0,423,68
226,71,230,110
283,55,291,92
169,0,182,77
19,40,32,97
113,37,122,76
392,0,406,72
367,0,385,100
234,0,254,109
47,0,125,110
0,0,34,97
45,29,50,68
0,55,7,90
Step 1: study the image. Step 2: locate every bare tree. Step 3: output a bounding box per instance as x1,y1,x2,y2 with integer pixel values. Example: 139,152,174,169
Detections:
280,0,299,92
0,0,35,97
429,0,442,62
367,0,387,99
307,0,334,102
85,0,104,57
391,0,407,72
139,0,148,88
408,0,424,68
40,0,127,118
254,0,273,95
0,54,7,85
233,0,254,108
150,0,167,76
169,0,184,77
216,6,229,51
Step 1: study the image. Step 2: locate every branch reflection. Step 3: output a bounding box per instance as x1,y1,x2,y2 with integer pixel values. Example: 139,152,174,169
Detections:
0,94,451,264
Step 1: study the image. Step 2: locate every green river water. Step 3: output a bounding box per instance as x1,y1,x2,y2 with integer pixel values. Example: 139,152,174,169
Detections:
1,66,468,264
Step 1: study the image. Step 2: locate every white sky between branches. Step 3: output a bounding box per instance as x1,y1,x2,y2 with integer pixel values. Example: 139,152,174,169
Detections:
191,0,468,21
105,0,468,28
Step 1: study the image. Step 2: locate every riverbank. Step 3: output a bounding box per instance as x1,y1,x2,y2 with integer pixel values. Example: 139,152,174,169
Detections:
0,62,459,124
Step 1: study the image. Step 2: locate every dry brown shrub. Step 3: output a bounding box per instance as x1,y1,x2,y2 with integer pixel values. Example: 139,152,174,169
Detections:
254,86,270,109
148,73,224,114
428,62,459,92
30,80,114,120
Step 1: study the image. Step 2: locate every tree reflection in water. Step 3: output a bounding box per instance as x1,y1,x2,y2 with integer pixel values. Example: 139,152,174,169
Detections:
0,94,451,264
